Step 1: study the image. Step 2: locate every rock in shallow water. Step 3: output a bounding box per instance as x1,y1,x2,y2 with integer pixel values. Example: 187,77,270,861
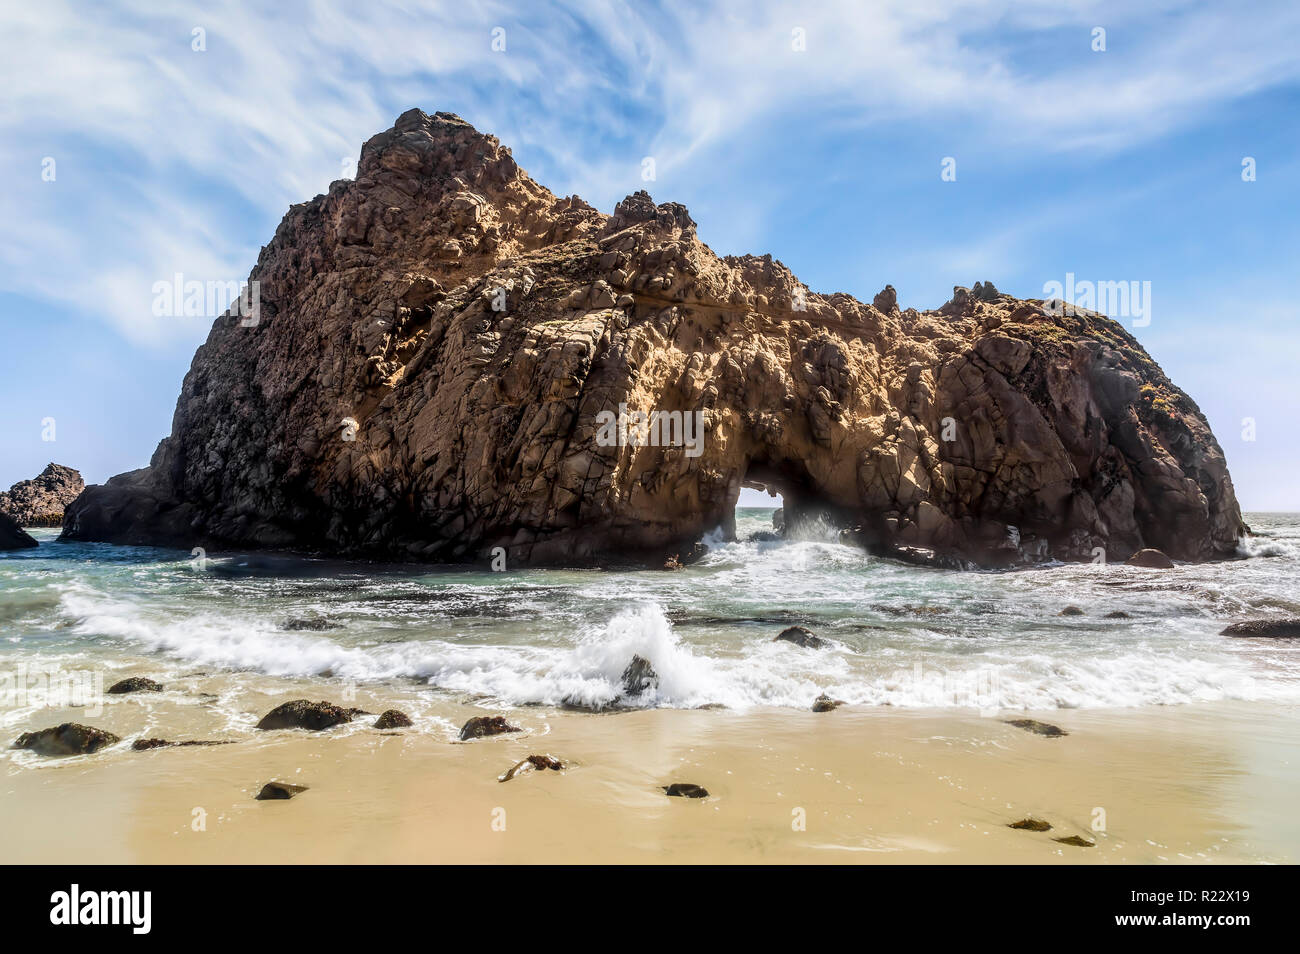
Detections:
0,512,37,550
256,700,353,731
13,723,120,756
499,754,566,782
107,676,163,694
132,738,237,750
0,463,83,528
1221,619,1300,638
458,715,522,740
621,655,659,695
1004,719,1068,737
1125,548,1175,569
776,626,827,649
663,783,709,798
812,693,844,712
1008,817,1052,831
373,709,413,729
1053,835,1095,847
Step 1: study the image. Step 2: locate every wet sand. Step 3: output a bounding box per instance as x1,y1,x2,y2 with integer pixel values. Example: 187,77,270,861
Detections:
3,679,1296,863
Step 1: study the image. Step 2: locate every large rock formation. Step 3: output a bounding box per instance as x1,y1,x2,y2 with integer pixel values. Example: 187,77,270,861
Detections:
62,109,1245,568
0,463,83,528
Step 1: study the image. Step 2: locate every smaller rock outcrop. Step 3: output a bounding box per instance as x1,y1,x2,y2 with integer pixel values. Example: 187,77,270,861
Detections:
1053,835,1095,848
256,781,309,800
1221,619,1300,638
0,512,37,550
0,463,84,527
132,738,236,750
255,700,353,731
108,676,164,694
373,709,413,728
458,715,522,740
13,723,120,756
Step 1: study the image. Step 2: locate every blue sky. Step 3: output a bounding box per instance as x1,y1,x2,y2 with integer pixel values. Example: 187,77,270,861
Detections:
2,0,1298,509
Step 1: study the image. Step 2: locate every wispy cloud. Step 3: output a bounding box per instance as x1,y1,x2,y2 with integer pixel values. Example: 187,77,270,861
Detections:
2,0,1299,343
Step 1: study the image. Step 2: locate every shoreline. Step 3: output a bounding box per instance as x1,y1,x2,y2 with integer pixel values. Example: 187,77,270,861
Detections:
4,698,1296,864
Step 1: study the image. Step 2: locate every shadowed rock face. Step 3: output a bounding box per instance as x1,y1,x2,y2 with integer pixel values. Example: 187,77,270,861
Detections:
61,109,1245,568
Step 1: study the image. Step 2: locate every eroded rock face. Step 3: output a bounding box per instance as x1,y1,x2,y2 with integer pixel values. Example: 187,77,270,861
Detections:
1,463,83,528
61,109,1245,568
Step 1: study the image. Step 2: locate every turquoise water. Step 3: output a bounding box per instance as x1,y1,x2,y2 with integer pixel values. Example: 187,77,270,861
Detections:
2,509,1299,716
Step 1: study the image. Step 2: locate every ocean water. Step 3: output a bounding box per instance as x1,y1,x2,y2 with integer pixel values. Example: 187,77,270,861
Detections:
2,509,1299,727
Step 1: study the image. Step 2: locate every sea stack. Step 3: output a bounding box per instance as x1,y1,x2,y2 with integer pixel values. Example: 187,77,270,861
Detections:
61,109,1245,568
0,463,84,529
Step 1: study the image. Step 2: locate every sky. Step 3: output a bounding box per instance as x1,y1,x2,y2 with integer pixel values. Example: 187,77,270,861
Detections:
1,0,1297,510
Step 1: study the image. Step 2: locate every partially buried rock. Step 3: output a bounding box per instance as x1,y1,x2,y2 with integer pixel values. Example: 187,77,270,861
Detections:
812,694,843,712
1104,611,1132,619
621,654,659,695
499,754,566,782
459,715,522,741
1059,606,1085,617
255,781,308,800
255,699,353,731
280,616,341,631
107,676,163,694
1053,835,1095,848
1125,548,1175,569
13,723,120,756
1004,718,1068,737
1221,619,1300,638
373,709,413,729
663,783,709,798
775,625,827,649
132,738,236,751
1008,817,1052,832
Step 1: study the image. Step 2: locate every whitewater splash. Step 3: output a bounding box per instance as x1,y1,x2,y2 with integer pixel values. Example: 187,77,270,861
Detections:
2,512,1299,713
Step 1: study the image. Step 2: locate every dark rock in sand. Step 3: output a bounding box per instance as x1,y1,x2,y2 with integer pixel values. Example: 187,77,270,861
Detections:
1059,606,1085,617
1008,817,1052,832
1053,835,1095,847
256,781,309,800
459,715,522,741
499,754,566,782
1104,611,1132,619
373,709,413,729
255,699,353,731
1125,548,1174,569
107,676,163,694
13,722,120,756
812,693,844,712
621,654,659,695
0,512,38,550
776,625,827,649
132,738,237,750
1004,718,1068,737
663,783,709,798
1221,619,1300,638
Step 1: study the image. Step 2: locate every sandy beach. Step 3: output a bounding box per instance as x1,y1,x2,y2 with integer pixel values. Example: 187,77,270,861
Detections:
4,673,1296,864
